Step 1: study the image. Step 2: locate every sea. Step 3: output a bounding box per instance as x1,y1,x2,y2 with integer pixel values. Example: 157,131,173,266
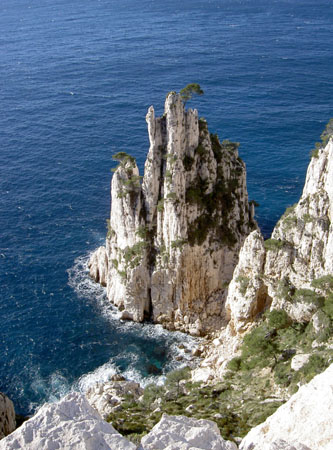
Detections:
1,0,332,416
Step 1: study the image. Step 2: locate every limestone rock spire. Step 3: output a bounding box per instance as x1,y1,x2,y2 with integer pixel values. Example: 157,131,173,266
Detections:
89,92,255,335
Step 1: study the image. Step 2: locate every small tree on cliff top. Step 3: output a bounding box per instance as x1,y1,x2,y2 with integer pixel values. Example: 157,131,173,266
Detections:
180,83,204,104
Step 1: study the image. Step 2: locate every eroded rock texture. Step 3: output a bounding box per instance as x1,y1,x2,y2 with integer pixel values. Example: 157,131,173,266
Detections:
89,92,255,335
228,137,333,327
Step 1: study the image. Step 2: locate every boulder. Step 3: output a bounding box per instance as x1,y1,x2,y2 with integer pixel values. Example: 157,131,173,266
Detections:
0,393,15,439
0,392,135,450
290,353,311,371
139,413,237,450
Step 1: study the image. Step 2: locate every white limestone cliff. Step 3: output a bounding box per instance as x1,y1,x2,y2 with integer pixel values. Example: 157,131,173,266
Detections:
232,136,333,324
264,137,333,320
194,134,333,379
225,230,268,334
225,136,333,330
89,92,255,335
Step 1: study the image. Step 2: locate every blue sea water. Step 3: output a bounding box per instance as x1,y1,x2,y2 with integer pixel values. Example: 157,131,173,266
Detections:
0,0,332,415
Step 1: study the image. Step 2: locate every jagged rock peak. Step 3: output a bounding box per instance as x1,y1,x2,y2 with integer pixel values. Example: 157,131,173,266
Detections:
89,92,256,335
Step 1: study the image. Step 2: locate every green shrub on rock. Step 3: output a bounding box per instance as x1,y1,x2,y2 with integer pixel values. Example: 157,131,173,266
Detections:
266,309,291,330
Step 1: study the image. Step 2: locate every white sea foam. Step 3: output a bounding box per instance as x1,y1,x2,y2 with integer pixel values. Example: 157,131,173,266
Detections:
29,369,71,413
67,252,200,347
76,361,118,393
67,251,202,394
67,253,121,320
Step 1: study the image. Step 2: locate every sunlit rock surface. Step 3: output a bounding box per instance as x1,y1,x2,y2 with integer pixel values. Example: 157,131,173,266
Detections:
0,392,135,450
90,92,255,335
139,413,238,450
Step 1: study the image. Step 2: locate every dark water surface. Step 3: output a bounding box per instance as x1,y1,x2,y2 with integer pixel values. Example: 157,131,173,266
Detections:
0,0,332,414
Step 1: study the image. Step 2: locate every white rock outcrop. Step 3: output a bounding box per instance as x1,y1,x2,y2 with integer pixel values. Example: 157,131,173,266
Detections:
225,230,269,334
88,246,108,286
240,362,333,450
85,379,143,419
0,393,15,440
290,353,311,371
139,413,238,450
223,136,333,333
195,134,333,378
90,92,255,335
264,137,333,321
0,392,135,450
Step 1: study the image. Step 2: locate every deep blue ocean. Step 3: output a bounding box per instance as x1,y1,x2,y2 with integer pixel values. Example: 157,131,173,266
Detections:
1,0,332,415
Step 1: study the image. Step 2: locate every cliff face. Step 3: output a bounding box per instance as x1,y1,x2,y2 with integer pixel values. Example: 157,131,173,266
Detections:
194,134,333,380
224,136,333,331
89,92,255,335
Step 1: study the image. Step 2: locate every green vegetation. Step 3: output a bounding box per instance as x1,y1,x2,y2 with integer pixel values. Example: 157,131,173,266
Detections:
160,246,169,265
165,170,172,183
183,154,194,171
249,200,260,208
236,275,250,295
117,177,142,199
311,275,333,293
107,299,333,444
302,213,314,224
321,118,333,145
195,143,207,157
311,144,321,159
110,151,142,200
157,199,164,212
179,83,204,104
106,364,284,444
166,192,178,202
186,135,244,247
135,225,150,240
310,118,333,158
292,288,324,307
276,277,295,302
171,238,187,249
122,241,148,269
106,219,115,239
230,308,333,387
111,151,136,170
264,238,286,251
267,309,291,329
280,204,297,230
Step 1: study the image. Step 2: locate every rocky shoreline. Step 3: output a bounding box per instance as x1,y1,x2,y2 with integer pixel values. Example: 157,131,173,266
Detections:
1,363,333,448
2,94,333,449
